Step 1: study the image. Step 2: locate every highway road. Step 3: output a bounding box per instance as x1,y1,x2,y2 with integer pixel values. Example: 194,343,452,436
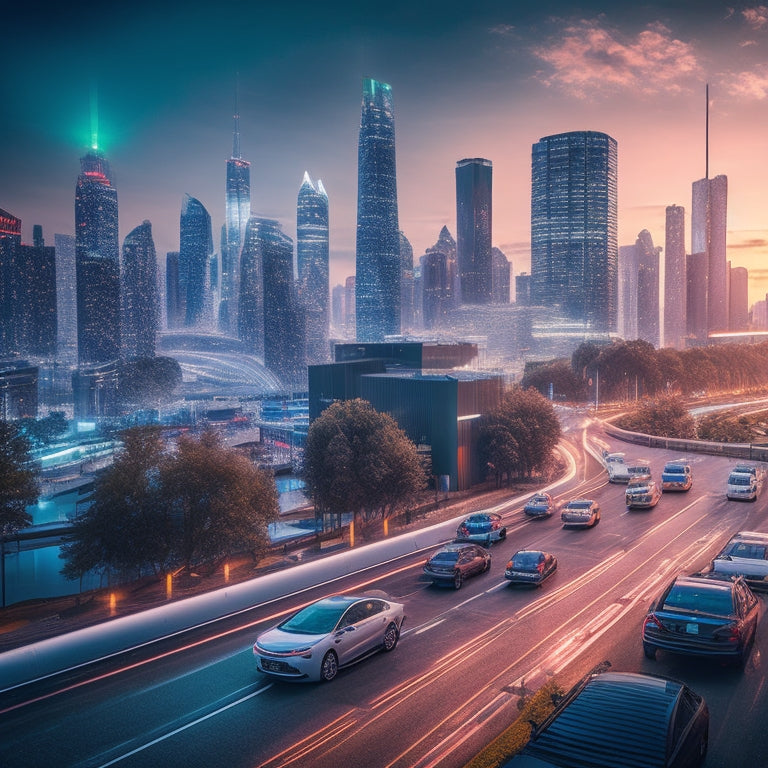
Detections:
2,408,767,768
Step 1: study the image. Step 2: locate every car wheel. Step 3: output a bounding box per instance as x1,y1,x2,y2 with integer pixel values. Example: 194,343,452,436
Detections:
643,642,657,660
320,650,338,682
382,622,399,652
454,570,463,589
483,557,491,573
499,528,507,540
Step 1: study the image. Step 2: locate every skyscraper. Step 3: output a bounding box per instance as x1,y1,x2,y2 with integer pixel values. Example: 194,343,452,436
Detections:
297,172,329,364
75,151,120,365
691,174,728,334
663,205,686,349
618,244,639,340
238,217,265,358
54,233,77,360
635,229,661,347
258,218,306,390
165,251,182,329
122,221,159,359
355,78,400,341
0,209,22,356
400,231,415,332
530,131,618,332
180,194,213,328
221,106,250,334
421,226,457,329
491,247,510,304
16,235,57,357
729,265,749,331
456,158,493,304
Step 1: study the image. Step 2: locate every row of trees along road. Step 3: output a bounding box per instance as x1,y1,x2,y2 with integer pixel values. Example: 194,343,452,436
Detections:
60,427,279,586
522,339,768,403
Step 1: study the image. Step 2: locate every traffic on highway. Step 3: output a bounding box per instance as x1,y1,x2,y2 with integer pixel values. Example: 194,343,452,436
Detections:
1,409,767,768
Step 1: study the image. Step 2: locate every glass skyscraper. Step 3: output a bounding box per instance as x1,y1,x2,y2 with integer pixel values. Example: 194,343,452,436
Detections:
121,220,159,359
456,158,493,305
75,151,120,365
530,131,618,332
664,205,686,349
355,78,400,341
238,217,265,359
180,194,213,328
222,111,250,335
297,172,329,364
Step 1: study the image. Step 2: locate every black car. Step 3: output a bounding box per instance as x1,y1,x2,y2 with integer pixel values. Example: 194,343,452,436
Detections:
503,668,709,768
423,542,491,589
505,550,557,586
642,572,759,666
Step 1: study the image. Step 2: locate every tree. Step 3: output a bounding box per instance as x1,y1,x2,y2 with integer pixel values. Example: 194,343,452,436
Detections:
160,428,279,572
521,359,586,401
0,421,39,535
478,387,561,482
614,395,696,438
303,399,426,530
61,427,279,583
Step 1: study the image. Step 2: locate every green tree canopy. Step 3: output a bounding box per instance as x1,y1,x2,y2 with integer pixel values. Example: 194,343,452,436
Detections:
0,421,39,535
478,387,561,483
303,399,426,528
614,395,696,438
61,427,279,583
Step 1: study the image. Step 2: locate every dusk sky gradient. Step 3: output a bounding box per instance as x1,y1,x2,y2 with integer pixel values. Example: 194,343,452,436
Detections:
3,1,768,306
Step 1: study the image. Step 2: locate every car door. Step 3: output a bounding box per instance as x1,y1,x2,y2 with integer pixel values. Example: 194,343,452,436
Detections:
336,600,386,662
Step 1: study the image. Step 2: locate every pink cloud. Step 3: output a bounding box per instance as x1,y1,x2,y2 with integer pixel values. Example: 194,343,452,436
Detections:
532,20,701,97
729,68,768,98
742,6,768,29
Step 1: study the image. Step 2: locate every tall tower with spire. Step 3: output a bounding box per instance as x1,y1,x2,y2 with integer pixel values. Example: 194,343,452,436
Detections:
297,172,329,364
221,88,251,335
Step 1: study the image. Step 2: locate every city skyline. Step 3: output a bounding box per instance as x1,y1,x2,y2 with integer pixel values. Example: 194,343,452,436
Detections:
3,2,768,307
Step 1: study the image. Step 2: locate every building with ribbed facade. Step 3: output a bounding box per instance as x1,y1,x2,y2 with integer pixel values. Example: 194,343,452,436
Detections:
222,111,250,334
530,131,618,332
122,221,159,359
663,205,686,349
456,158,493,304
180,194,213,328
355,78,400,341
297,172,329,364
75,151,120,365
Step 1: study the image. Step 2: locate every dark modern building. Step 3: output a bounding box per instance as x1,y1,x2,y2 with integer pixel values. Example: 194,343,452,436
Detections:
308,342,501,491
355,78,400,341
456,158,493,305
54,233,77,360
121,220,159,359
692,174,728,334
0,210,22,356
75,151,120,365
515,273,531,305
14,237,57,357
180,193,213,328
248,218,306,390
165,251,182,329
297,172,330,364
238,217,265,358
0,360,38,419
400,231,415,333
221,111,250,334
72,361,119,419
664,205,687,349
421,227,458,330
635,229,661,347
531,131,618,332
491,246,510,304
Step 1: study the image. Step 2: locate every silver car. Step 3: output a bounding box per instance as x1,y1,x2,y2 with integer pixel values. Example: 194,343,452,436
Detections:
711,531,768,591
561,499,601,528
253,593,405,682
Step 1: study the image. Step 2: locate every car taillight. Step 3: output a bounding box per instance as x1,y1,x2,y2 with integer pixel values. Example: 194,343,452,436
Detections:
537,562,545,573
714,622,742,644
643,614,664,632
459,526,468,536
505,561,514,569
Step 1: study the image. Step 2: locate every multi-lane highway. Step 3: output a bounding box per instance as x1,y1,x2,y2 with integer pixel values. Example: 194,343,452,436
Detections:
2,409,767,768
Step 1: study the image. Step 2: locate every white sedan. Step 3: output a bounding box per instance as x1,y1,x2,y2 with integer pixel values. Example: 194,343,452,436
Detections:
253,593,405,682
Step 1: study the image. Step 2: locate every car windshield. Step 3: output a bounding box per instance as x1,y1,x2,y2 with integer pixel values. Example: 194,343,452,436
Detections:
724,542,767,559
431,551,459,564
513,552,543,567
279,600,353,635
568,501,592,510
664,465,685,474
530,496,548,504
663,585,734,615
729,474,751,486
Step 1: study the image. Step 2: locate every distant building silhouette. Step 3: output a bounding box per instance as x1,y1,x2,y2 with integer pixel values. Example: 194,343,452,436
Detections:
355,78,400,341
400,231,415,333
531,131,618,332
618,244,639,340
297,172,329,364
456,158,493,304
491,246,510,304
664,205,686,349
75,151,120,365
331,283,345,336
515,272,531,306
636,230,661,347
687,252,708,342
165,251,182,329
122,221,159,359
344,276,356,338
0,208,23,355
238,217,265,358
729,264,749,331
421,227,457,330
54,234,77,360
180,194,213,328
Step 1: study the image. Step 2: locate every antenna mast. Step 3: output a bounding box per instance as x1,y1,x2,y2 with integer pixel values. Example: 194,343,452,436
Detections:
705,83,709,180
233,74,241,160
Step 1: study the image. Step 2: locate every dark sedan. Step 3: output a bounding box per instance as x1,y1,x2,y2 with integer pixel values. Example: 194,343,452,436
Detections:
642,572,759,666
505,550,557,586
423,542,491,589
523,493,555,518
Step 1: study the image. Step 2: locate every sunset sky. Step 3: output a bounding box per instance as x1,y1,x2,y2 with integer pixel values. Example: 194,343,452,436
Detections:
2,0,768,306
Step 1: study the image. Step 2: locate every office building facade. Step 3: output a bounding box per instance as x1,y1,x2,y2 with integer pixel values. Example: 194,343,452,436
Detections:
75,151,120,365
635,229,661,347
54,233,77,360
663,205,687,349
297,172,330,364
530,131,618,332
456,158,493,304
122,221,159,359
180,194,214,328
238,217,265,358
355,78,400,341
